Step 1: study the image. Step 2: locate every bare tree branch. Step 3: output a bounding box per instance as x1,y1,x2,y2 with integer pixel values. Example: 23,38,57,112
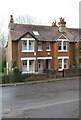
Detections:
15,14,36,24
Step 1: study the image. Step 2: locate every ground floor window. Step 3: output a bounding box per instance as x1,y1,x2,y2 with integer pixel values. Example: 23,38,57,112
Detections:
58,57,68,71
22,60,34,73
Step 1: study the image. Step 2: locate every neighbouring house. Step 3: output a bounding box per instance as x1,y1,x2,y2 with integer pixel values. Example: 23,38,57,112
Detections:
6,15,81,74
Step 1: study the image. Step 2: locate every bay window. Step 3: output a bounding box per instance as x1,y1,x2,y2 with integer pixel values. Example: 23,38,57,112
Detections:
58,57,68,71
22,60,35,73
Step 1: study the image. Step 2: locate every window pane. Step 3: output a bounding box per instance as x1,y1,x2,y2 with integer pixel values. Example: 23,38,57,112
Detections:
22,60,27,72
22,41,27,50
29,60,34,72
58,59,62,69
58,42,62,50
38,42,42,50
46,42,50,50
64,59,68,69
29,41,34,50
63,41,67,50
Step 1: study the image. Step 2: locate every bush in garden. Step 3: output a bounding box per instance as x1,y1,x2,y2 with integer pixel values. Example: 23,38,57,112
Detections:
12,67,22,82
12,67,30,82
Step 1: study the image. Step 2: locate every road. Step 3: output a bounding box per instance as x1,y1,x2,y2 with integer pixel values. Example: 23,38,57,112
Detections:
1,78,79,118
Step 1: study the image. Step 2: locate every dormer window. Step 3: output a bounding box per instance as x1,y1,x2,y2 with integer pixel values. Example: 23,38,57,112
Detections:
33,31,39,36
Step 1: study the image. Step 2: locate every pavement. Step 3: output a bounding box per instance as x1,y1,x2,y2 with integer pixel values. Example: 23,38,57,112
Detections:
0,76,80,87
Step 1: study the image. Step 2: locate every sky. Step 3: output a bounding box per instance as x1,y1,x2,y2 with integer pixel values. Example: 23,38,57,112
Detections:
0,0,80,33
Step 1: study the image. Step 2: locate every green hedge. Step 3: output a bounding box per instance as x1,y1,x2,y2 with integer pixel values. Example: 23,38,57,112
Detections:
0,67,34,84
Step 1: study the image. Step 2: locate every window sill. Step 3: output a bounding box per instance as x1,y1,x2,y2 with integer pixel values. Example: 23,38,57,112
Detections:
22,50,35,52
22,71,35,74
38,50,43,51
58,68,68,71
46,49,51,51
58,50,68,52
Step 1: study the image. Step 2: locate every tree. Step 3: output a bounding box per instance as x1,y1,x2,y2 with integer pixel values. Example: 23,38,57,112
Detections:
0,22,6,72
15,14,36,24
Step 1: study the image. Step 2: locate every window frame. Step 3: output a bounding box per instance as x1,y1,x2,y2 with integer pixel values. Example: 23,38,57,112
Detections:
58,39,69,52
58,57,69,71
21,38,35,52
38,42,43,51
22,60,35,73
46,42,51,51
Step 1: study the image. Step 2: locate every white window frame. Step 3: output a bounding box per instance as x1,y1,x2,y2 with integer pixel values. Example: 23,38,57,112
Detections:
46,42,51,51
58,56,69,71
38,42,43,51
57,39,69,52
21,38,35,52
21,57,36,73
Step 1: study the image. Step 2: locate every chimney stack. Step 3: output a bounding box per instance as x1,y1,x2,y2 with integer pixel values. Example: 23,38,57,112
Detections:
52,20,57,27
58,17,66,33
9,15,14,30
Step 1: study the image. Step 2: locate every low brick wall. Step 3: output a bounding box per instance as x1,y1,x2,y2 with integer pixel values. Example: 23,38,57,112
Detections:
25,74,50,81
64,68,81,77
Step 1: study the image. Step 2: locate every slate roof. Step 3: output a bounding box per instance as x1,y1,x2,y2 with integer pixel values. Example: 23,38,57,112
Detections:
10,24,81,42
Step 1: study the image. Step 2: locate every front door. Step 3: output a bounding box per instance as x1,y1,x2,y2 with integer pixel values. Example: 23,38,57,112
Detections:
38,60,43,73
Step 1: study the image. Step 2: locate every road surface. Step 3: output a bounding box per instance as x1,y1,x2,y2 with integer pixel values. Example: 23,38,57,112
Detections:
1,78,79,118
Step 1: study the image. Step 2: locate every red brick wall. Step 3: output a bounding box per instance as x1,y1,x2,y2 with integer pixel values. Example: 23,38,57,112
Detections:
11,32,80,72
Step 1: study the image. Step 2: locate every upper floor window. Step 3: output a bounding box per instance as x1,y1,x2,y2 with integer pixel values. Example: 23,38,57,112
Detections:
38,42,42,51
21,38,35,52
46,42,50,51
22,41,27,50
58,40,68,52
29,41,34,50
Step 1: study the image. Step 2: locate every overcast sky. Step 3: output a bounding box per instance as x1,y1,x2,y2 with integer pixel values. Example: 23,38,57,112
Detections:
0,0,80,31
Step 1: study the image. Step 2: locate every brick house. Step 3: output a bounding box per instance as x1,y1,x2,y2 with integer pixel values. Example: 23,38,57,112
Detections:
6,15,81,74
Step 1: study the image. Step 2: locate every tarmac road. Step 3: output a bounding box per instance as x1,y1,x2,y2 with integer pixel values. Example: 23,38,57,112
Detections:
1,78,79,118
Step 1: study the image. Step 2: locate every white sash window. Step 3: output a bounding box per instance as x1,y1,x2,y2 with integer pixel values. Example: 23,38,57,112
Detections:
21,38,35,52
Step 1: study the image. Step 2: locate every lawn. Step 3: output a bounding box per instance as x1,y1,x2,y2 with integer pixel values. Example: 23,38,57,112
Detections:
0,72,6,76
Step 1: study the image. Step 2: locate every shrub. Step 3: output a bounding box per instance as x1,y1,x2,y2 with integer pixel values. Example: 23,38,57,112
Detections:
12,67,22,82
